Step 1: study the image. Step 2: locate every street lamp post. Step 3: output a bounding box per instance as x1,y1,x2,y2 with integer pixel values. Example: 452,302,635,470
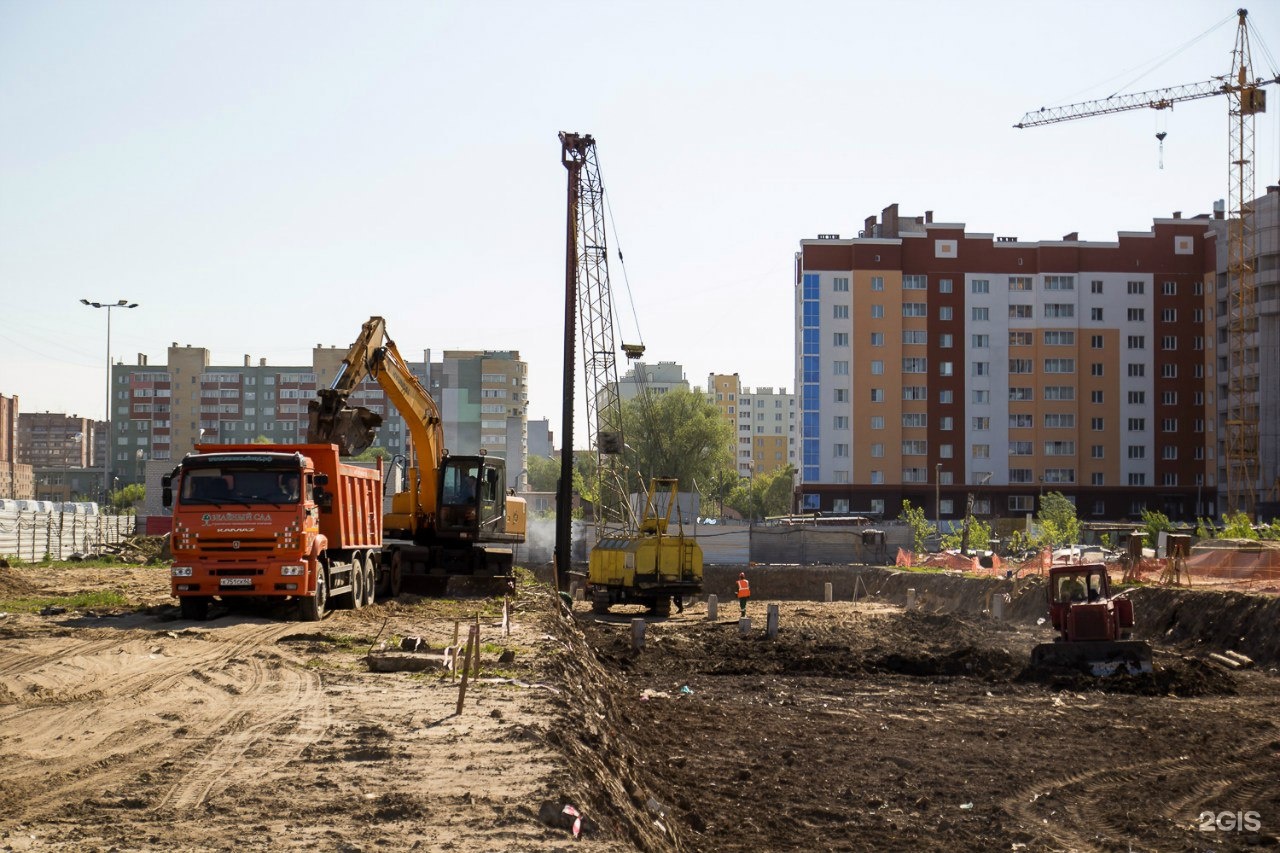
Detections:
81,299,138,506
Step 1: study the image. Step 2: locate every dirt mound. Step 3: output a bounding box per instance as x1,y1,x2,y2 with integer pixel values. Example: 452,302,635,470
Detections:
0,567,37,598
1019,654,1238,696
540,609,679,851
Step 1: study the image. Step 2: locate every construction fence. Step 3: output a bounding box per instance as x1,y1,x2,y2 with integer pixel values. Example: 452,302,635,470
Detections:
0,509,139,562
895,542,1280,593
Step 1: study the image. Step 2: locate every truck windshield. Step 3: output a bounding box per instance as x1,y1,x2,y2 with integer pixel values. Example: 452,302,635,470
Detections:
181,467,302,505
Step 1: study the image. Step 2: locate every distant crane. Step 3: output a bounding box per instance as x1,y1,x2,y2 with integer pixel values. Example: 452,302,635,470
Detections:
1015,8,1279,517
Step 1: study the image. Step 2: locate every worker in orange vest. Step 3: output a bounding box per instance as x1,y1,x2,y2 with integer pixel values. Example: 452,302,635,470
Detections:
735,572,751,616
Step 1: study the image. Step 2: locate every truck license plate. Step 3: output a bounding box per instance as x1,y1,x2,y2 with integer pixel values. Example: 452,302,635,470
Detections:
220,577,253,587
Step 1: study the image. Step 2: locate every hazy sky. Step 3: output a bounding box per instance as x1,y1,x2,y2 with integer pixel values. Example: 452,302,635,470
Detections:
2,1,1278,448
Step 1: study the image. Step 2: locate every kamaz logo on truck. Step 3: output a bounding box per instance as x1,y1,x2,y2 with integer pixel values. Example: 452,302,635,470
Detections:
201,512,273,525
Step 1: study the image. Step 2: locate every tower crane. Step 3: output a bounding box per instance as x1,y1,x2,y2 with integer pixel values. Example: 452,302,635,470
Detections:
1015,9,1279,517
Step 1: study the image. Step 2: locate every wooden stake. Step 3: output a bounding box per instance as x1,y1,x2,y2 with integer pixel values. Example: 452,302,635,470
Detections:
472,613,482,678
451,620,461,681
456,624,477,716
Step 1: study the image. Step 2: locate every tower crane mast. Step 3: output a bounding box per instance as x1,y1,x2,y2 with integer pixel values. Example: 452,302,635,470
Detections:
1016,8,1278,516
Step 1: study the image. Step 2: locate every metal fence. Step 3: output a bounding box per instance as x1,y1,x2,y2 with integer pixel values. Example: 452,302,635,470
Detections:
0,510,139,562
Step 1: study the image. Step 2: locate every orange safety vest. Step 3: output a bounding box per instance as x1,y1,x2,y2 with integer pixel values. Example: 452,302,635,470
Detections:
736,578,751,599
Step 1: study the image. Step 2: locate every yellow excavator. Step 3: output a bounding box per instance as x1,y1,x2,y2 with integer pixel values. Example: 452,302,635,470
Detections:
307,316,526,596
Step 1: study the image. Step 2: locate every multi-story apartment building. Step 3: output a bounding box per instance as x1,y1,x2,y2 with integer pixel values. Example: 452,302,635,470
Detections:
796,204,1217,522
425,350,529,490
614,361,690,402
17,413,97,468
109,344,529,491
1207,186,1280,511
0,394,35,500
706,373,796,478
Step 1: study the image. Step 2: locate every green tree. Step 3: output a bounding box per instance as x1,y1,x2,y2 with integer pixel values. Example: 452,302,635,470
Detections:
726,465,796,521
699,464,740,519
899,499,936,553
109,483,145,514
1140,509,1174,549
1035,491,1080,549
620,388,733,494
1221,510,1257,539
942,516,993,555
525,454,560,492
348,446,390,462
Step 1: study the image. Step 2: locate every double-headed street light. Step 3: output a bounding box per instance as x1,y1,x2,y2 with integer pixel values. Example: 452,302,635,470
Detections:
81,299,138,506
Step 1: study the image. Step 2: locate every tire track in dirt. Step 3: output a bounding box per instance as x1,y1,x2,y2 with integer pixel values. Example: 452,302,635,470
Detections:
1001,722,1278,850
0,621,329,826
152,652,329,811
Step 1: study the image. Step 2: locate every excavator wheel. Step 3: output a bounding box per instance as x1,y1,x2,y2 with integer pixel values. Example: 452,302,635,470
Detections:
591,587,610,615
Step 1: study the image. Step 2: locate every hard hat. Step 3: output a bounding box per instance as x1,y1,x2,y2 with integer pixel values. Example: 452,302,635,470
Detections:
739,572,746,579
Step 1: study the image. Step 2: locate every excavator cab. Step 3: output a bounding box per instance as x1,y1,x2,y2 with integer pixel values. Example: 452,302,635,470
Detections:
438,455,508,536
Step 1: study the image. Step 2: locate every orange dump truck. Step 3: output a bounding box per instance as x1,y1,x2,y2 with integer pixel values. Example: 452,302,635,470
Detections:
163,443,382,621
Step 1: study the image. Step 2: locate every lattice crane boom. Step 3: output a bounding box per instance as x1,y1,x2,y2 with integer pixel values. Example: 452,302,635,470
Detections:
1016,8,1276,516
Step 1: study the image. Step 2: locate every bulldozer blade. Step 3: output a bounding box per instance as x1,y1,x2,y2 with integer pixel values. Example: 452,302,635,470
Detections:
306,396,383,456
1031,640,1153,677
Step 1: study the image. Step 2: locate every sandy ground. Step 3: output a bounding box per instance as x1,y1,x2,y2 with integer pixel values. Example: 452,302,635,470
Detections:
3,563,1280,852
0,564,617,852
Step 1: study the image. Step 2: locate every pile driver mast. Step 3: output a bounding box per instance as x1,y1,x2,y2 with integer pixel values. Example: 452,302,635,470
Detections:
556,132,638,587
1016,9,1278,516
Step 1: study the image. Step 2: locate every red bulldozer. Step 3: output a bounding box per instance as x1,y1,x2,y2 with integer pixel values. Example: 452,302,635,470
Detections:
1030,563,1153,675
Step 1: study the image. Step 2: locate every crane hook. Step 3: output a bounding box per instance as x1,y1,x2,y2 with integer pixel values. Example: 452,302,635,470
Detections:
1156,131,1168,169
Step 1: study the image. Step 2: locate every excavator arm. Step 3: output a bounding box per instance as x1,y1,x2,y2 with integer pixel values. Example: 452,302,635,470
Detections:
307,316,390,455
306,317,445,533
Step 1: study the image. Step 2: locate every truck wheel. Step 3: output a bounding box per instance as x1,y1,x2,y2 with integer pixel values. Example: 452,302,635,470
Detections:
349,559,365,610
362,556,376,607
299,567,328,622
179,596,210,621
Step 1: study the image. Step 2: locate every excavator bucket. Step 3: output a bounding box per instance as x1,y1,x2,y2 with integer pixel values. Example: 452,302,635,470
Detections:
1030,640,1154,677
306,390,383,456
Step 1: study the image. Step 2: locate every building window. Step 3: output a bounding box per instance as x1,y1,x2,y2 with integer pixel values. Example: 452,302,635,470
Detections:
1009,387,1033,402
971,279,990,294
1008,276,1033,291
1091,445,1104,459
938,279,953,294
1127,418,1146,431
939,306,953,321
869,388,883,402
1091,307,1104,322
972,307,990,321
1044,330,1075,346
870,305,885,319
834,277,850,292
1008,305,1033,319
973,361,990,376
903,275,927,290
871,360,884,375
1127,280,1145,295
833,304,850,319
870,276,883,291
1128,363,1145,377
834,444,849,457
833,332,849,346
972,334,990,348
1044,413,1075,428
1091,391,1104,404
834,360,849,375
870,416,885,429
1044,304,1075,318
972,390,989,404
972,444,990,458
870,332,884,346
903,303,927,317
1091,280,1103,294
1009,331,1032,346
939,389,953,404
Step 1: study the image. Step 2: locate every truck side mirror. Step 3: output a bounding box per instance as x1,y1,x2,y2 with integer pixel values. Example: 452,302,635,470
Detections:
161,474,172,509
315,473,330,487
